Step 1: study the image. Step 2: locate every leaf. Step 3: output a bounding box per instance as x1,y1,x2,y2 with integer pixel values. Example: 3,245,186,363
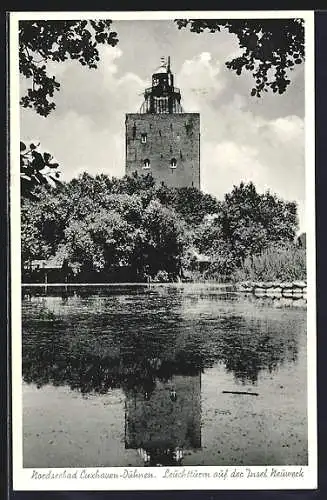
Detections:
31,151,45,171
43,152,52,164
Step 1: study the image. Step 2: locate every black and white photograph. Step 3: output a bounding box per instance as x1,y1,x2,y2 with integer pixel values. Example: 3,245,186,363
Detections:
10,10,316,490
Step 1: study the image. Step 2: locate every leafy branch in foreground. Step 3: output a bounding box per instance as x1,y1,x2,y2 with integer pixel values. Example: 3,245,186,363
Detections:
175,18,304,97
20,141,61,197
19,20,119,116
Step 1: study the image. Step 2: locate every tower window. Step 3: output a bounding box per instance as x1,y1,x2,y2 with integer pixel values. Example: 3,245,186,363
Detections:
143,159,151,169
170,158,177,169
141,133,147,144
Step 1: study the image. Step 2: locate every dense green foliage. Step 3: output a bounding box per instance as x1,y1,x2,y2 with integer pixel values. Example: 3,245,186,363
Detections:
194,182,299,280
20,141,61,197
19,20,118,116
21,172,302,282
175,19,304,97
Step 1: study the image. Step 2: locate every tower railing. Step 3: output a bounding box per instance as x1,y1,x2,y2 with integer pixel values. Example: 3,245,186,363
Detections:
139,97,184,114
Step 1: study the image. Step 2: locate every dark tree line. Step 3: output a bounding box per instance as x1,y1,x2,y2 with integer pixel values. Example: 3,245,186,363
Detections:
21,172,300,282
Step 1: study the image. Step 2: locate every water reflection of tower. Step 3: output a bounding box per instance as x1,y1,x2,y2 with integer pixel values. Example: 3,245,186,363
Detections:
125,373,201,466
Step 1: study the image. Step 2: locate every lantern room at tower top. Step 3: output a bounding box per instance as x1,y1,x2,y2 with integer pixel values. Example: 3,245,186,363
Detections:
140,56,184,114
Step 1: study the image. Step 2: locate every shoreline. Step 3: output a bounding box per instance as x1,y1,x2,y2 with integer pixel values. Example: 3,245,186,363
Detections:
21,279,307,289
21,281,307,306
21,282,236,288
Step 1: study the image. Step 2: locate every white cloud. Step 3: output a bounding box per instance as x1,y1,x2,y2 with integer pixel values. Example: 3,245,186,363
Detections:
177,52,226,112
269,115,304,142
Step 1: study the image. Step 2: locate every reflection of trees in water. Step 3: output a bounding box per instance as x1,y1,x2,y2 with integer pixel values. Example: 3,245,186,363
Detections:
22,292,300,392
22,308,203,394
206,316,299,384
23,329,203,395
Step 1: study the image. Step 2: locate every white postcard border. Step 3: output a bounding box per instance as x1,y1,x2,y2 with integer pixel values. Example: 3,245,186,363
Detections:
10,10,317,491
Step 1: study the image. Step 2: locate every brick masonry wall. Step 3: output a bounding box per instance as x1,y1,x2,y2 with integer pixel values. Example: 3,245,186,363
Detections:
125,113,200,189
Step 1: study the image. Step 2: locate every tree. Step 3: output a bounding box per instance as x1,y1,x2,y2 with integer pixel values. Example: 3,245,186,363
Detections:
19,20,118,116
162,187,220,226
115,171,156,196
297,232,306,249
20,141,61,197
63,205,144,273
175,18,304,96
142,200,187,279
192,182,299,280
21,200,51,268
216,182,298,263
21,186,69,268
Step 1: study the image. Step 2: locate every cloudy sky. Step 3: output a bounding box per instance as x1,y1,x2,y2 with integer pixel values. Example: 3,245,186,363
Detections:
20,19,305,231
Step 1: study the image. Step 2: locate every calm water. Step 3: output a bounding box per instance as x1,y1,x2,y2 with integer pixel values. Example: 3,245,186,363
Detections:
22,285,307,467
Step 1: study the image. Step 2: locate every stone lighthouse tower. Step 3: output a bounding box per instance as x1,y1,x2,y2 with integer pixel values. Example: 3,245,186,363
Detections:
125,57,200,189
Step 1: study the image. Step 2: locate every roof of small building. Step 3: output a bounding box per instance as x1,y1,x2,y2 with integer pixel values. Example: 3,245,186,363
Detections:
31,255,64,269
